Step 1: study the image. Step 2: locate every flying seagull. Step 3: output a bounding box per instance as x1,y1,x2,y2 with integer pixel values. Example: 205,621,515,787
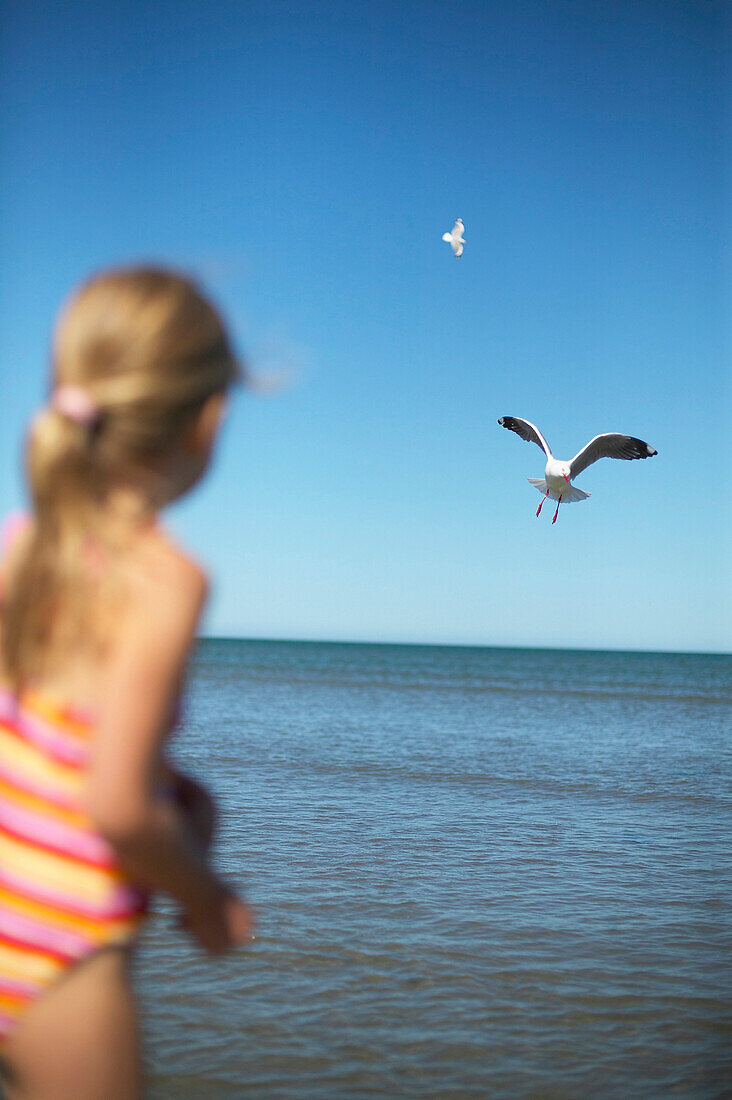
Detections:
498,416,658,524
442,218,465,257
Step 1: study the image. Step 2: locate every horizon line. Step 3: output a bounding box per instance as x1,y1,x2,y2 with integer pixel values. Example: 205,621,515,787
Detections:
198,634,730,658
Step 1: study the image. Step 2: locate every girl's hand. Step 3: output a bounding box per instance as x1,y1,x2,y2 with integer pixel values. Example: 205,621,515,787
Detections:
166,770,253,953
180,881,255,955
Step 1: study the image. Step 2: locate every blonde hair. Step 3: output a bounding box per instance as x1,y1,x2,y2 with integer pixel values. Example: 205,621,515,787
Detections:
1,266,242,690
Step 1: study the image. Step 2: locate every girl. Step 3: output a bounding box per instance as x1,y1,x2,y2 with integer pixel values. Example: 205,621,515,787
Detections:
0,267,254,1099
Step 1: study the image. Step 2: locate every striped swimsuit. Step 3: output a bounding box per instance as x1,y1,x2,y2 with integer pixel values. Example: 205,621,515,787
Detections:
0,687,148,1038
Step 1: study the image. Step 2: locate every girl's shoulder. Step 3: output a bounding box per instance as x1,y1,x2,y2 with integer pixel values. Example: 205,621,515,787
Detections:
122,523,209,609
0,512,34,592
0,512,32,556
109,525,209,669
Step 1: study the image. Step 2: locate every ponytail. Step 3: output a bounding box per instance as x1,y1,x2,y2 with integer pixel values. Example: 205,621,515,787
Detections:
1,404,108,688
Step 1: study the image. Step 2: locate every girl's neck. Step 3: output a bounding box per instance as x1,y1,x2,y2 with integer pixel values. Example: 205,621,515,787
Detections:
103,486,160,537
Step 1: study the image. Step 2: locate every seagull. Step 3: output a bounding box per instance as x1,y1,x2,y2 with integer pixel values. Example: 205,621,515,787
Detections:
442,218,465,257
498,416,658,524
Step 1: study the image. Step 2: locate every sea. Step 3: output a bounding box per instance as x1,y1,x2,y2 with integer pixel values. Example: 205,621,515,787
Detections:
137,639,731,1099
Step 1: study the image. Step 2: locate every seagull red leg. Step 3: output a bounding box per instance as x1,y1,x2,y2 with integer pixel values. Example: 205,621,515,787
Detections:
536,490,549,517
552,495,562,524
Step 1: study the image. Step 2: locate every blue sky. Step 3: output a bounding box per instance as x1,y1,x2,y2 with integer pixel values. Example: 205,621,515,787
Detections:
0,0,728,652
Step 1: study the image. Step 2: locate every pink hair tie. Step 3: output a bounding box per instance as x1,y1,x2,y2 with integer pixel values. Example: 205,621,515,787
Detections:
52,385,100,427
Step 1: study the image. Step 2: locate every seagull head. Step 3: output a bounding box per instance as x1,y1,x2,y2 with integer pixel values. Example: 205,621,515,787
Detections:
561,464,571,484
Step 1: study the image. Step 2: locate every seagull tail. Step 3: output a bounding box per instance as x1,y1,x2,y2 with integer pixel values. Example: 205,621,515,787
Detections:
527,478,591,503
563,484,591,503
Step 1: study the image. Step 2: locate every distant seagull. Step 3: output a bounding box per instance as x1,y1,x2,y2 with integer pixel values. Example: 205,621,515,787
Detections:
498,416,658,524
442,218,465,257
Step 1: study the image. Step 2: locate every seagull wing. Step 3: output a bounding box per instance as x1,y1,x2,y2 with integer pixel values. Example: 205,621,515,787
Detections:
498,416,553,459
569,434,658,478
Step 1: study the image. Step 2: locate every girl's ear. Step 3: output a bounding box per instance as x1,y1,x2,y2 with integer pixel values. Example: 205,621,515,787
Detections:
187,393,228,455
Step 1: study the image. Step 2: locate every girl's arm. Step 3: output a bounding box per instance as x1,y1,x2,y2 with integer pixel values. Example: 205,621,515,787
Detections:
86,547,251,953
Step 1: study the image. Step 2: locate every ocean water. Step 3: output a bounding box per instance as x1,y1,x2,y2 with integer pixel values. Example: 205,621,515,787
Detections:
138,640,731,1099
